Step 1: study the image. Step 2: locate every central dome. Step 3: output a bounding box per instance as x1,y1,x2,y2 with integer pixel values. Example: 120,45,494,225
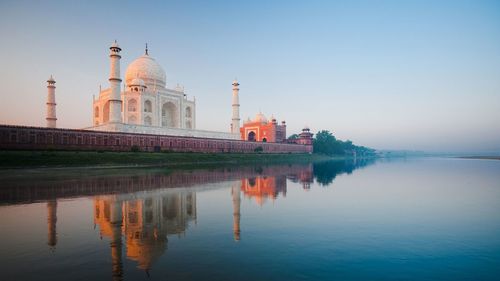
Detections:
125,54,166,89
254,112,268,123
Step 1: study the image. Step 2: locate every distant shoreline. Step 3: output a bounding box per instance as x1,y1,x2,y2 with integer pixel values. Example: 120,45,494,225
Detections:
457,156,500,160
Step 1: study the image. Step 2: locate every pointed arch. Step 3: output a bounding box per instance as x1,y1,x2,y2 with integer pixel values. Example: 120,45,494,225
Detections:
144,100,152,113
248,131,256,142
128,99,137,112
161,102,178,127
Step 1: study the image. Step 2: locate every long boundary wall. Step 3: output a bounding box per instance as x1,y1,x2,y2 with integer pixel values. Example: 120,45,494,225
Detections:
0,125,312,153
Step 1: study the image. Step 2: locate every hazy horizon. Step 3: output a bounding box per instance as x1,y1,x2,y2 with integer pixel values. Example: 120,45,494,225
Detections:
0,0,499,153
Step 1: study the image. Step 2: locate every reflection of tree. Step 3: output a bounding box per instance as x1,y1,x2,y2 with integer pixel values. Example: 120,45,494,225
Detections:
313,158,376,186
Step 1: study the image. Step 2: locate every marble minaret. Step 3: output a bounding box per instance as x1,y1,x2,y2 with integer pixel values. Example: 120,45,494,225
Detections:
46,75,57,128
231,79,240,134
108,41,122,123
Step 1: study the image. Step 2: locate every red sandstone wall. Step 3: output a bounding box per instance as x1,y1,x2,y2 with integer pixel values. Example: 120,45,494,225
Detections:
0,125,312,153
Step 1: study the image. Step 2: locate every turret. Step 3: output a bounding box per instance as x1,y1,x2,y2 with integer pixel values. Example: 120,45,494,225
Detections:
231,79,240,134
108,41,122,123
46,75,57,128
298,126,314,145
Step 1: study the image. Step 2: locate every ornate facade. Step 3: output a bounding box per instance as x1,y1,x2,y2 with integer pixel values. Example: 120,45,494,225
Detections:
240,113,287,143
89,42,236,140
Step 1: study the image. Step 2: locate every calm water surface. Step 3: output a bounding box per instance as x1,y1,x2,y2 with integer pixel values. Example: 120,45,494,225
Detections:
0,158,499,281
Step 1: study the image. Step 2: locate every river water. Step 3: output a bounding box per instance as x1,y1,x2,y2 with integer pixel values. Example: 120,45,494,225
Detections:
0,158,499,281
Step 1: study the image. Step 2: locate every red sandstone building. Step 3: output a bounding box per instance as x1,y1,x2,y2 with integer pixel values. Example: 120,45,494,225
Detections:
240,113,314,145
240,113,287,143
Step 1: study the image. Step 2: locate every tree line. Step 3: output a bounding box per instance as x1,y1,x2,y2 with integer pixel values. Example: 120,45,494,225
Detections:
289,130,376,157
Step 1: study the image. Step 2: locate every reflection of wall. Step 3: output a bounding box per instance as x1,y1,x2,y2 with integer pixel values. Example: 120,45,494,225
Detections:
1,164,316,205
94,191,197,275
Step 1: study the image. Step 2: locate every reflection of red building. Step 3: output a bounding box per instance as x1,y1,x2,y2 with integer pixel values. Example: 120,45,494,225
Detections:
240,113,286,143
240,176,287,205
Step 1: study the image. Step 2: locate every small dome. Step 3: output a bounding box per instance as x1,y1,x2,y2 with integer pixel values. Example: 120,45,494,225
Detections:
125,54,166,89
47,75,55,83
254,112,268,123
129,78,145,87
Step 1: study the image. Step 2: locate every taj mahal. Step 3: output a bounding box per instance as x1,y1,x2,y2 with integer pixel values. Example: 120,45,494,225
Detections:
84,41,239,140
10,40,313,153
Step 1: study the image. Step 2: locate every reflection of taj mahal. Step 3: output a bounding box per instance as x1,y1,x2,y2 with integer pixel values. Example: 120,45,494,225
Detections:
93,191,197,277
39,165,316,278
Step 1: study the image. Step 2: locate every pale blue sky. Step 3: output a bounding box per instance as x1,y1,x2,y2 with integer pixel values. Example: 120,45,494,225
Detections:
0,0,499,152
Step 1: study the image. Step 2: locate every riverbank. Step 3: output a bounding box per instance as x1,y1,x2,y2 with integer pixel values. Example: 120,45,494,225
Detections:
457,156,500,160
0,150,334,169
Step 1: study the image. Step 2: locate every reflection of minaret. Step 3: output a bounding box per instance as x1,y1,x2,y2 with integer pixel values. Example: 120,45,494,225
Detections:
47,200,57,249
232,184,241,241
109,200,123,281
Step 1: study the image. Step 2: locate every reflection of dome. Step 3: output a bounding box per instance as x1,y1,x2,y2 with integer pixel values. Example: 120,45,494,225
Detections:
127,236,167,270
254,112,268,123
125,54,166,89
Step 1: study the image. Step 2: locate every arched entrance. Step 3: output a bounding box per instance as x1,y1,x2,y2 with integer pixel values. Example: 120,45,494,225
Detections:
162,102,178,127
248,131,256,142
144,100,152,113
262,138,267,143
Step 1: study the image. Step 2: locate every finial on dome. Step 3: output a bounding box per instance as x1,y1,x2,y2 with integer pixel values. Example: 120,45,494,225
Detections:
145,43,148,55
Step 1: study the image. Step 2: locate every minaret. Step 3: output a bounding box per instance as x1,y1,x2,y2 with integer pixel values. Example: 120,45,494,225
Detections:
108,41,122,123
46,75,57,128
232,183,241,241
231,79,240,134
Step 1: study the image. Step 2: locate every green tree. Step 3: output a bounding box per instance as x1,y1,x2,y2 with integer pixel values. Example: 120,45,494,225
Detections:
313,130,376,157
313,130,341,155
